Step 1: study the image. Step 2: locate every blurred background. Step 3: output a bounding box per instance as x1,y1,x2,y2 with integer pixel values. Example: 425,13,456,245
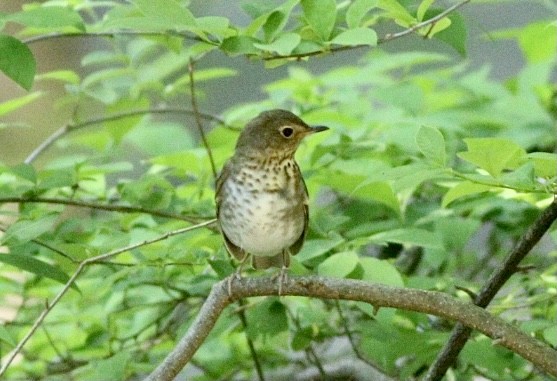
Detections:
0,0,554,164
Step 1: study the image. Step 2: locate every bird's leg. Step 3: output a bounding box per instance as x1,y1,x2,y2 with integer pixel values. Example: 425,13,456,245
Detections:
228,253,250,297
273,250,289,296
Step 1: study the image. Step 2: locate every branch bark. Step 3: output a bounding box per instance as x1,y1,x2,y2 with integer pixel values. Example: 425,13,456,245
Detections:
145,275,557,381
423,199,557,381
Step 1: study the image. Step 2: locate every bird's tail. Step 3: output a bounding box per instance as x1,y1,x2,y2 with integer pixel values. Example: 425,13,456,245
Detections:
252,252,289,269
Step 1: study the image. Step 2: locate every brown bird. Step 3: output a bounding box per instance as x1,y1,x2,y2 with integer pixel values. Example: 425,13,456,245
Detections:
215,109,328,292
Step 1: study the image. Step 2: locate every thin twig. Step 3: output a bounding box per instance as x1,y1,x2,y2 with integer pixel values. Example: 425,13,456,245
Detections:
380,0,471,43
0,219,216,377
0,196,212,223
236,299,266,381
262,0,472,61
23,30,214,45
287,305,327,378
188,59,217,179
145,275,557,381
423,200,557,381
334,300,390,375
0,225,77,263
24,108,226,164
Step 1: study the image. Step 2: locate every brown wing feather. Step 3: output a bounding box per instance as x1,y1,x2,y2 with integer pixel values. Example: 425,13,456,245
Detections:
215,160,247,261
287,167,309,257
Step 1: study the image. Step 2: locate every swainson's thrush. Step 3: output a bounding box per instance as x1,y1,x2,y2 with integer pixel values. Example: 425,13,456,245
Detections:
215,109,328,290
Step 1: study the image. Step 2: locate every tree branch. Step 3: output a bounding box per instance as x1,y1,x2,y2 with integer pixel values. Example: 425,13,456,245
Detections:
23,30,214,45
0,219,216,377
188,59,217,179
24,108,226,164
423,199,557,381
262,0,472,61
145,275,557,381
0,196,212,223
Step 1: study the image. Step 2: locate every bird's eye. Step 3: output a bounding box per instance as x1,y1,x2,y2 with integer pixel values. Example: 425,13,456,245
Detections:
280,126,294,138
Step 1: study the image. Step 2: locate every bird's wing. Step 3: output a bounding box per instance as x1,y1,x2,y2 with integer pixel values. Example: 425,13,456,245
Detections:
288,166,309,256
215,160,248,261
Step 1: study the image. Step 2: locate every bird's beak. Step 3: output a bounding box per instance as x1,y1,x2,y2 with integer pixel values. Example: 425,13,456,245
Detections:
310,125,329,133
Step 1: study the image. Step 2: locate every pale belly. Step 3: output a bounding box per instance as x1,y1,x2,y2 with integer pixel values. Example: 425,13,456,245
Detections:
219,177,305,257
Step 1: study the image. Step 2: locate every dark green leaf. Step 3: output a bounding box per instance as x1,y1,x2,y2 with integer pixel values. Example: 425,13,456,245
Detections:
246,299,288,339
221,36,260,56
0,34,36,90
0,254,71,286
429,9,467,56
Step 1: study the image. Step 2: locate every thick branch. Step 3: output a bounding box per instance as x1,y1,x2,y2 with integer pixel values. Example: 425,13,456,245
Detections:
424,199,557,381
145,276,557,381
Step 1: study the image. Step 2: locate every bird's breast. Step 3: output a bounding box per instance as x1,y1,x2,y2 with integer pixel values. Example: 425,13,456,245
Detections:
218,159,306,256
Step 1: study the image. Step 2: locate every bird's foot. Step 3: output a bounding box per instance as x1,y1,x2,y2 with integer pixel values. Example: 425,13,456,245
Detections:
227,265,245,297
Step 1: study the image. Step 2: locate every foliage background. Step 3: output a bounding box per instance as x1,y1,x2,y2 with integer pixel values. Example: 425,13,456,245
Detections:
0,0,556,380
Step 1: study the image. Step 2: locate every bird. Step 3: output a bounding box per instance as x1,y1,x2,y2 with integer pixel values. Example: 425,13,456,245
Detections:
215,109,328,294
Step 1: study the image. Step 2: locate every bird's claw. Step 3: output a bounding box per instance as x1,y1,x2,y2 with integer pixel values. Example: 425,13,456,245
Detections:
227,270,242,297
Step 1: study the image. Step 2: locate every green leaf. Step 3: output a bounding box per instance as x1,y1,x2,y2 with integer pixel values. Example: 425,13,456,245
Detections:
360,257,404,286
132,0,196,28
301,0,337,41
0,254,71,286
544,325,557,346
195,16,231,39
517,21,557,63
221,36,260,56
429,10,467,56
377,0,415,26
331,27,377,47
0,34,36,90
35,70,80,84
346,0,378,29
254,33,301,55
9,163,37,183
426,16,451,37
317,251,359,278
87,351,131,381
0,325,16,346
319,172,401,216
442,181,494,207
7,6,85,31
458,138,527,178
0,92,42,116
369,228,443,249
487,22,557,64
417,0,435,21
416,126,446,167
1,214,58,244
296,236,345,263
246,299,288,339
528,152,557,178
263,11,287,41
